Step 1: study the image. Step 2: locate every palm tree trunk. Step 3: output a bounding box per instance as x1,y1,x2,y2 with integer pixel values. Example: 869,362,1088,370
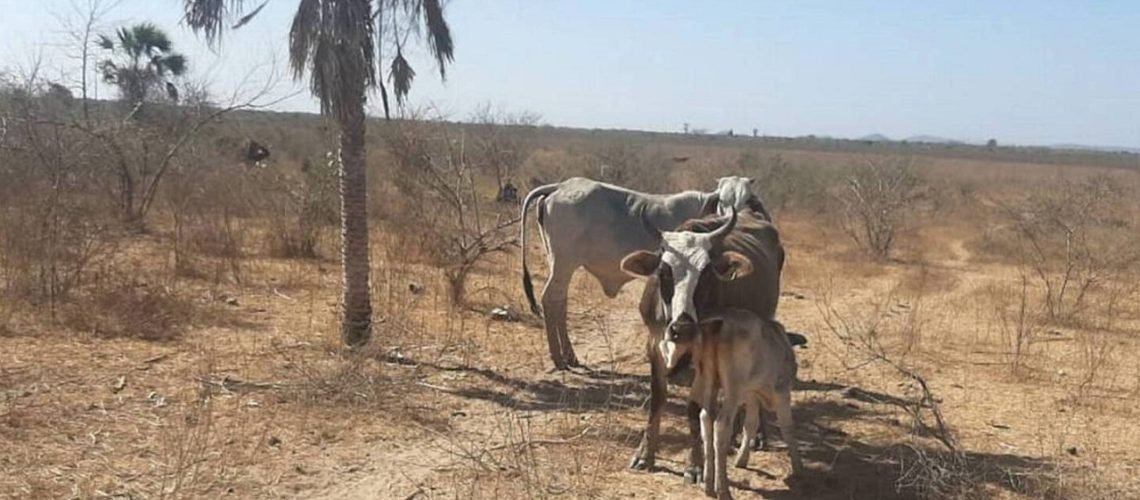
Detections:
337,87,373,347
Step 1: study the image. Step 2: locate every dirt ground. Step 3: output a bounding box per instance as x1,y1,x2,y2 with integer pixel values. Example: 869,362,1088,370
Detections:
2,212,1139,499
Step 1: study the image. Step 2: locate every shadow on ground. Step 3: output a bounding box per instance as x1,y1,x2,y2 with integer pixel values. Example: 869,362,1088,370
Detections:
384,353,1057,499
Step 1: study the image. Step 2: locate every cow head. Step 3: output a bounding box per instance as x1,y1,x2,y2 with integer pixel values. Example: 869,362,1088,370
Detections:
714,176,756,216
620,207,754,368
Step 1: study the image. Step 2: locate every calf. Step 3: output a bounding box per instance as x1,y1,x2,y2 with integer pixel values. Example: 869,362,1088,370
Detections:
666,308,802,498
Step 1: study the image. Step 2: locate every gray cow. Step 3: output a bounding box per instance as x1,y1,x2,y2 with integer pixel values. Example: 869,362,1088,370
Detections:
520,177,760,370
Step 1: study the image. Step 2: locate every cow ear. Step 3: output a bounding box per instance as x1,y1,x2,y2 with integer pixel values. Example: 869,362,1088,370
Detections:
620,250,661,278
712,251,753,281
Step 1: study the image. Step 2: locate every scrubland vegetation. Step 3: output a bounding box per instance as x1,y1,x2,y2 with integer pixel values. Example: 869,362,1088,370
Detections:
3,64,1140,499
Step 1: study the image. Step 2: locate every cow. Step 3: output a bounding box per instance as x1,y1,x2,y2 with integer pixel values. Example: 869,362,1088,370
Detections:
519,177,762,370
662,309,803,498
618,206,785,481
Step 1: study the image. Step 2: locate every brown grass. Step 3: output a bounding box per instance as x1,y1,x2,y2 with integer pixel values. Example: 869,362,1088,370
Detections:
2,108,1140,499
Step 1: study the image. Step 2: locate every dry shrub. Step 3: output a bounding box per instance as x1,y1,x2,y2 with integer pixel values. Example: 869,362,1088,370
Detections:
836,157,931,260
382,117,520,305
164,162,253,283
468,104,541,192
0,78,123,308
62,279,192,341
734,151,832,214
816,277,954,450
891,445,987,500
520,149,594,190
987,276,1040,376
991,175,1140,324
259,155,339,259
586,141,675,193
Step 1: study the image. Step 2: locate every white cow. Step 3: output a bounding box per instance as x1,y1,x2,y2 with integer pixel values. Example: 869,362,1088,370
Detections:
520,177,763,370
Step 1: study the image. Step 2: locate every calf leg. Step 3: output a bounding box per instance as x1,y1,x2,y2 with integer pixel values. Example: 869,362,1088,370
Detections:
701,406,716,498
685,400,704,484
715,394,738,500
630,347,667,471
734,398,760,468
753,401,771,451
539,265,578,369
774,390,803,476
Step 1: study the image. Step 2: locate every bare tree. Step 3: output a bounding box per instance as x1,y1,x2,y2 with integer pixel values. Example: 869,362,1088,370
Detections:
385,117,520,305
836,157,927,260
994,175,1140,322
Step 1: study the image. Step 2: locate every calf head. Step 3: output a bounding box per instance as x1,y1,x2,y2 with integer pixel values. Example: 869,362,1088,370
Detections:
621,207,754,368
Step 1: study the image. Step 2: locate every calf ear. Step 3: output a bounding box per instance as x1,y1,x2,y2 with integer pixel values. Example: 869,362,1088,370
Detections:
698,315,724,336
712,251,754,281
620,250,661,277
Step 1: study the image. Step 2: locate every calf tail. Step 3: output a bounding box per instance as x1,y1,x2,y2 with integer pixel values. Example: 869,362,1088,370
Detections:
521,183,559,317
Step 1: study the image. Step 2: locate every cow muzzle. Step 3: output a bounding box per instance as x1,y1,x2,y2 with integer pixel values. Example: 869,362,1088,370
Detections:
667,314,697,340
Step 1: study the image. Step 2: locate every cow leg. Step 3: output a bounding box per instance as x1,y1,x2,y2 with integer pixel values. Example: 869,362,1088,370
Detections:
774,390,803,476
630,343,667,471
540,264,579,369
735,397,760,468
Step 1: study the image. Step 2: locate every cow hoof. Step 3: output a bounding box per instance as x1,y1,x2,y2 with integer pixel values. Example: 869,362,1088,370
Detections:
629,454,654,471
734,454,750,469
751,436,768,451
684,465,703,485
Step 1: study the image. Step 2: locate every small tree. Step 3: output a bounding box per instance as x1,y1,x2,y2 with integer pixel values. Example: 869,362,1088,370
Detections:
384,118,519,305
986,138,997,150
98,23,187,106
995,175,1140,322
836,158,926,260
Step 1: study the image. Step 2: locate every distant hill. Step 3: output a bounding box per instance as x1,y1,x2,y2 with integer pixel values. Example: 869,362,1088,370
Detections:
859,133,891,142
904,135,966,145
1051,144,1140,154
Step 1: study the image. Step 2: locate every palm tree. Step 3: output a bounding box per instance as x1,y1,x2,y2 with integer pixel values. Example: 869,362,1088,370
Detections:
98,23,187,105
183,0,454,347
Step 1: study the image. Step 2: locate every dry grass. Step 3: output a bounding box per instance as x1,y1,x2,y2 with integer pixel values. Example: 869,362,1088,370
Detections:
2,108,1140,499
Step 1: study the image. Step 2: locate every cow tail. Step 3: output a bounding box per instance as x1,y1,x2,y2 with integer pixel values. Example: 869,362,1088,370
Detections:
521,183,559,317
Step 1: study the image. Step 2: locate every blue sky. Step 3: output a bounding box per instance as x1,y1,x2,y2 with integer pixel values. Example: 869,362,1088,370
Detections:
2,0,1137,147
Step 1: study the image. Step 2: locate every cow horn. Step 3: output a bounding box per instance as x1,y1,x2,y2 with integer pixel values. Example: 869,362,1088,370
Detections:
640,205,662,241
709,205,737,242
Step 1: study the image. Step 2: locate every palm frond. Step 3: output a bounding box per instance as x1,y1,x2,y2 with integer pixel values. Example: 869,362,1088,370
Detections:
184,0,249,45
288,0,320,81
389,49,415,104
232,0,269,29
97,34,115,50
161,54,188,76
420,0,453,79
131,23,173,54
